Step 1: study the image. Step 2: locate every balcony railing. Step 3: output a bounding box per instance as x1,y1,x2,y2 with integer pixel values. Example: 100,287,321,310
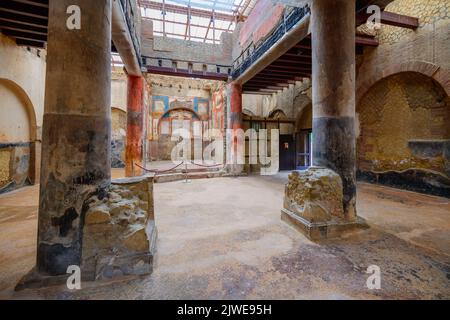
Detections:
231,4,311,80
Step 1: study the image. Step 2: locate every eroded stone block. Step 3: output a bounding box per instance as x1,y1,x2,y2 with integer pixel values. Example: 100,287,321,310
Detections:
82,175,157,280
283,167,344,223
282,167,367,240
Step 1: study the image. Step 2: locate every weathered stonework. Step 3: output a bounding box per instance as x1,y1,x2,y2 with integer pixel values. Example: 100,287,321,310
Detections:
82,175,157,280
15,175,157,291
357,72,450,197
283,168,344,223
281,167,367,240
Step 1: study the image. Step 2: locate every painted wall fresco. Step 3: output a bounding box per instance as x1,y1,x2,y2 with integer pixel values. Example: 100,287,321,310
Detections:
150,95,209,138
149,95,212,160
211,87,225,134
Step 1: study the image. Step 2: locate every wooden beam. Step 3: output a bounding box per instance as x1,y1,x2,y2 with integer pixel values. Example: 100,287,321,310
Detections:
147,66,228,81
356,10,419,29
259,71,311,78
15,38,45,48
247,81,290,87
0,19,47,34
355,35,379,47
270,61,312,68
1,29,46,42
0,1,48,20
244,84,284,91
0,10,47,28
263,67,311,74
243,118,295,124
242,91,273,95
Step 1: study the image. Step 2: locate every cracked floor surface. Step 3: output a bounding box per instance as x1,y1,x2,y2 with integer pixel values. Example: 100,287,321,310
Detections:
0,172,449,299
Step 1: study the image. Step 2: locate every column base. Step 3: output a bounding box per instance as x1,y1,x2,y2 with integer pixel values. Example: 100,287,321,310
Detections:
16,175,158,291
15,226,157,292
281,208,368,240
15,268,71,291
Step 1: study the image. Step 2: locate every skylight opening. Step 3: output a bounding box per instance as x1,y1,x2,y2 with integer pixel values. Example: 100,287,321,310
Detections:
139,0,256,44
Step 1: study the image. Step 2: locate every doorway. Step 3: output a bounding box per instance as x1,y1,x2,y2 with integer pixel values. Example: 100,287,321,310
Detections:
279,134,296,170
296,129,312,170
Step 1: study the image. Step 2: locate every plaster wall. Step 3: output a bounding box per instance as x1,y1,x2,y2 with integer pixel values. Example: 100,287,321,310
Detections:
0,33,46,192
111,73,128,112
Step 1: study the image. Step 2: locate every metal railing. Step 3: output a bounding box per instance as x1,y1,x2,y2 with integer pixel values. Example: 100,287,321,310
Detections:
231,4,311,80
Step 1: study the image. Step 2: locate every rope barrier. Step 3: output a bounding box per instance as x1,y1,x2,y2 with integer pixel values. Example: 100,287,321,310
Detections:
135,161,184,174
134,160,224,175
189,161,224,168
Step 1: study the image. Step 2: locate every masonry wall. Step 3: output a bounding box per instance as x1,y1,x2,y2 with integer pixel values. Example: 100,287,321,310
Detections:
0,33,46,193
355,0,450,196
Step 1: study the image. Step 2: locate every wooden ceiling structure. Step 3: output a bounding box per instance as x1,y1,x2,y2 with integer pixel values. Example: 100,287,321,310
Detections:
0,0,48,48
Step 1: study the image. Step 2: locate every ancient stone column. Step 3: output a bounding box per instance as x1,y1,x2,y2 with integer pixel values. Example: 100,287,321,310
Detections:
226,82,244,174
36,0,112,276
125,76,145,177
311,0,357,219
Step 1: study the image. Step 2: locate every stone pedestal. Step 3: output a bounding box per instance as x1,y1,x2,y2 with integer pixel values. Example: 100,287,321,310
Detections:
281,167,367,240
82,175,157,280
16,175,157,290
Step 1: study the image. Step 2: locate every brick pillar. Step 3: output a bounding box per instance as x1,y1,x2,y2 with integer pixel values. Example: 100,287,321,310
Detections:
125,76,145,177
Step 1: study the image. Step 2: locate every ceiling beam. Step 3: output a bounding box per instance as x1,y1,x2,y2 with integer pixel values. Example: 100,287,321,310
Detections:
1,28,46,42
0,10,47,28
0,19,46,34
0,1,48,20
355,35,379,46
356,10,419,29
147,66,228,81
247,80,290,87
242,91,274,95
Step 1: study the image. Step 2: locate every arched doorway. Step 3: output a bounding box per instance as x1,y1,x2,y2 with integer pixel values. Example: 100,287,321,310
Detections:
357,72,450,196
0,79,38,193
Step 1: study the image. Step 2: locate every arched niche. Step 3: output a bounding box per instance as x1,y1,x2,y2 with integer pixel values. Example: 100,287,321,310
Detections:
356,71,450,197
0,78,38,192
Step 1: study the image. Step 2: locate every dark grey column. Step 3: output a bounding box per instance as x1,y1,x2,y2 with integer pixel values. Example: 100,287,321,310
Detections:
37,0,112,275
311,0,357,220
